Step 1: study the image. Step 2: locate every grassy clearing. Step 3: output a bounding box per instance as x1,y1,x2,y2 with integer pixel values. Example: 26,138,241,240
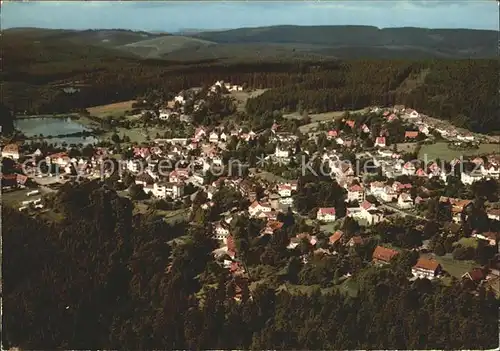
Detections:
87,100,136,118
418,142,500,161
455,237,479,249
395,142,419,154
423,253,478,278
275,279,358,297
252,170,286,183
2,188,36,207
297,109,367,133
230,89,267,112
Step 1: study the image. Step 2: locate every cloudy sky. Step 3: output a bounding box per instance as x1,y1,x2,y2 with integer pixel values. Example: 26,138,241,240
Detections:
3,1,498,32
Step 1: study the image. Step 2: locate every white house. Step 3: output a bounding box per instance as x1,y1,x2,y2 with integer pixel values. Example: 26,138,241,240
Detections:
275,145,290,159
248,201,272,217
214,221,231,243
370,181,386,195
397,193,414,209
278,184,292,198
317,207,336,222
461,170,485,185
402,162,416,176
487,209,500,221
380,186,398,202
347,184,364,203
374,137,386,148
209,132,219,143
405,109,420,119
46,152,71,167
472,231,498,246
456,134,475,142
194,127,207,141
412,258,442,280
174,94,185,105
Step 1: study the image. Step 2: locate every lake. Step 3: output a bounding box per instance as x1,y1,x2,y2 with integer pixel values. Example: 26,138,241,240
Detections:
15,117,99,146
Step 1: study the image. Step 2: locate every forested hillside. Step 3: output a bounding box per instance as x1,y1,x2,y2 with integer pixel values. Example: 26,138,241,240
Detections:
3,182,498,349
246,60,500,133
2,28,499,133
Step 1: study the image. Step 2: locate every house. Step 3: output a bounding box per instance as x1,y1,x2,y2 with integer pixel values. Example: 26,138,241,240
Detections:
169,168,190,183
404,131,419,140
405,109,420,118
174,94,185,105
329,230,344,245
461,268,487,285
262,220,284,235
46,152,71,167
2,144,20,160
347,184,364,202
374,136,386,148
209,131,219,143
361,124,370,133
347,236,364,247
419,125,430,135
317,207,336,222
402,162,416,176
278,184,292,198
387,113,397,122
361,208,385,225
214,221,231,242
361,200,376,211
461,170,485,185
380,186,398,202
487,208,500,221
248,201,272,217
372,246,399,265
326,130,338,139
397,193,414,209
194,127,207,141
345,120,355,129
472,232,498,246
412,258,442,280
370,181,386,195
275,145,290,158
148,181,184,199
457,134,475,142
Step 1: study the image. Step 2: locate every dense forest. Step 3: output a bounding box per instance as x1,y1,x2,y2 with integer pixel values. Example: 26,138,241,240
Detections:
2,181,499,349
2,30,499,133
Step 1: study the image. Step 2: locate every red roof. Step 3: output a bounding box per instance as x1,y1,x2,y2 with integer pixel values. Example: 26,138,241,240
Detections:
361,200,375,210
405,131,419,139
372,246,399,262
349,236,364,245
226,235,236,252
318,207,336,215
346,120,355,128
327,130,338,137
463,268,486,282
329,230,344,244
375,137,386,144
413,258,440,272
349,184,363,192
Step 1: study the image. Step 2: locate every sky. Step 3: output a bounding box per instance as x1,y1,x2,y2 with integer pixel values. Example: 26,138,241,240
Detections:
2,1,499,32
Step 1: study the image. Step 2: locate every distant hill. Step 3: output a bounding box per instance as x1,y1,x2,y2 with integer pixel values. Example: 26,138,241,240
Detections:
183,25,497,59
161,42,330,62
118,35,216,59
3,27,163,48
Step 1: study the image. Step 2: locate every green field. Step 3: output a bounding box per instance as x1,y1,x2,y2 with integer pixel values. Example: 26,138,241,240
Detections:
418,142,499,161
87,100,136,118
423,253,478,278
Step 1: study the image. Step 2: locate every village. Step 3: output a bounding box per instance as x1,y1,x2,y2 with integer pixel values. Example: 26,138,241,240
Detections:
2,79,500,300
